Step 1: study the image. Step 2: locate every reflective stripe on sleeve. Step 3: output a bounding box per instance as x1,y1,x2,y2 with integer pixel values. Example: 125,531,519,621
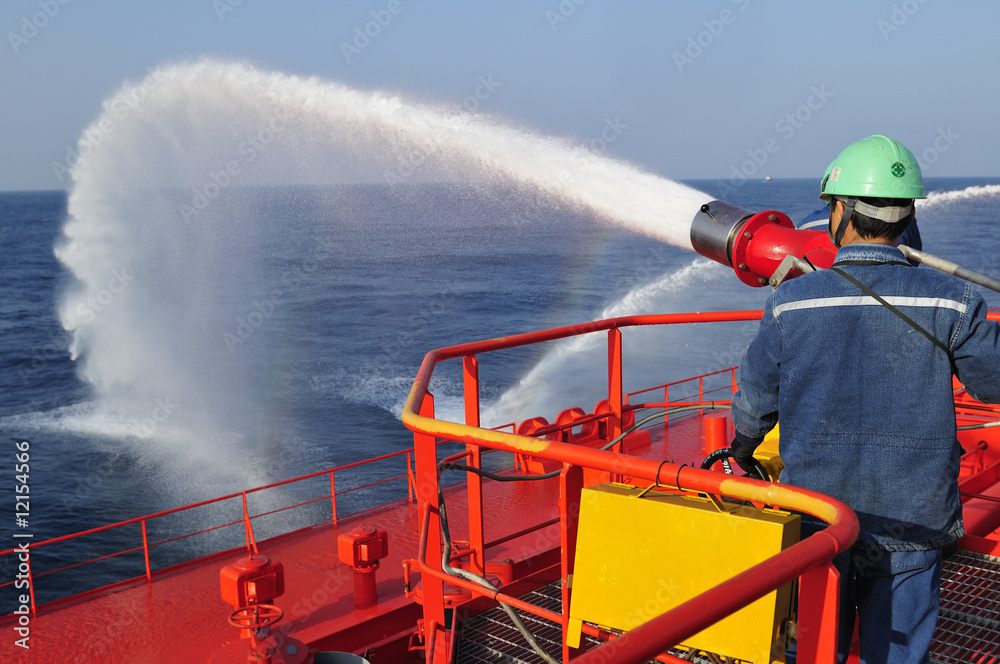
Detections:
773,296,967,317
799,219,828,230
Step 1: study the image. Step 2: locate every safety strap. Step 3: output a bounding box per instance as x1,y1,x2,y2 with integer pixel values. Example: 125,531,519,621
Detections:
830,266,957,374
830,197,856,248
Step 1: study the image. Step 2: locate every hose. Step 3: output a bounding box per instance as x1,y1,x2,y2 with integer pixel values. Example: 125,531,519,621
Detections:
899,245,1000,294
598,403,729,452
436,485,560,664
958,420,1000,430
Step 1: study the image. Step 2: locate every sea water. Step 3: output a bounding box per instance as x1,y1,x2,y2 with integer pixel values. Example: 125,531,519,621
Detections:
4,177,1000,609
2,61,1000,608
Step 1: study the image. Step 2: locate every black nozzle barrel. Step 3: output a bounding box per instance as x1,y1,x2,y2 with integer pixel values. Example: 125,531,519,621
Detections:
690,200,755,268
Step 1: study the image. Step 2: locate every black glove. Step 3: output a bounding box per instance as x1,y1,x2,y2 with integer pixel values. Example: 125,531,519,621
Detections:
730,440,759,476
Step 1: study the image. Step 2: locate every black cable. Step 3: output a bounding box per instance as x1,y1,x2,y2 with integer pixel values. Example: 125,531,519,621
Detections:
654,459,670,488
440,461,559,481
436,484,560,664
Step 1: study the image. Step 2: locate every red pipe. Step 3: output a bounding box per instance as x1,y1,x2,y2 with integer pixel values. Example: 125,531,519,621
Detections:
703,411,729,455
730,211,836,287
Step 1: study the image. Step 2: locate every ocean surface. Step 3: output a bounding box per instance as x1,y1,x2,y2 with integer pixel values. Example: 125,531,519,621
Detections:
2,176,1000,609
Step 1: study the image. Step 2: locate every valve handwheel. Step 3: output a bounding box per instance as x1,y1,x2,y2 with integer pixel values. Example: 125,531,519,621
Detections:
700,448,771,482
229,604,284,631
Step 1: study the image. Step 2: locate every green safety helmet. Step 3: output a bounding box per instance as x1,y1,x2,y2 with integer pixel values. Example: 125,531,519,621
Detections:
819,134,926,201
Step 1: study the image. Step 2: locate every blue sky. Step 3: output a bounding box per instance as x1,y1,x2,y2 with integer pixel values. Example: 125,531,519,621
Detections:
2,0,997,192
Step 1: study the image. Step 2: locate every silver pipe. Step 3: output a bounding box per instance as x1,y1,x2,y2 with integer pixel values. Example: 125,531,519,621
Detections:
690,200,754,268
899,245,1000,294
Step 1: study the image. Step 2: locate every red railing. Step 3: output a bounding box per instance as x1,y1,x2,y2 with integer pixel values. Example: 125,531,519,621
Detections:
628,366,739,407
400,311,860,664
0,449,418,615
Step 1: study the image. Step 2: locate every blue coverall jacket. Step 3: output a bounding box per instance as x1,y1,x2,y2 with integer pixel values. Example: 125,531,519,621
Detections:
732,243,1000,550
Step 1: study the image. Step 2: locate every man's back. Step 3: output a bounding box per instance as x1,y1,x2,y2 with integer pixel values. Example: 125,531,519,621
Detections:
733,243,1000,548
731,135,998,663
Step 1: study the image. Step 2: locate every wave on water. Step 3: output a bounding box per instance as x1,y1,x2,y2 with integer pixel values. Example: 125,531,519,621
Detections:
921,184,1000,208
483,258,730,427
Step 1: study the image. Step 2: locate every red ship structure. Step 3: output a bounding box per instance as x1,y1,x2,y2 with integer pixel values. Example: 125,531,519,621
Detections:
5,202,1000,663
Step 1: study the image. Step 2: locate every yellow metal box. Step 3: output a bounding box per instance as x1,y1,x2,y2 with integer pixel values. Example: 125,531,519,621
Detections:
569,483,799,663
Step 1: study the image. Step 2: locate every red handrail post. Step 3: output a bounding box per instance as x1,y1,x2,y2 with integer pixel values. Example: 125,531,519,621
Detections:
414,391,448,664
560,463,585,662
664,384,671,427
241,492,259,557
796,562,842,664
407,451,416,504
608,328,624,474
463,355,486,576
330,471,338,525
26,549,36,615
141,520,152,582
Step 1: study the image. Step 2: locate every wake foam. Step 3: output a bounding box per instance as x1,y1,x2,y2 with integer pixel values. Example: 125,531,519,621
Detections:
921,184,1000,208
483,258,730,427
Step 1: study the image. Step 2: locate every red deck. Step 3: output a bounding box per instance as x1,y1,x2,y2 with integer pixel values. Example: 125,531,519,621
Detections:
0,407,712,663
6,311,1000,663
0,470,560,662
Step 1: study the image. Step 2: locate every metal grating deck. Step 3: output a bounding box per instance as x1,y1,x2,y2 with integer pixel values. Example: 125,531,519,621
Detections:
455,582,721,664
457,550,1000,663
455,583,564,664
931,550,1000,663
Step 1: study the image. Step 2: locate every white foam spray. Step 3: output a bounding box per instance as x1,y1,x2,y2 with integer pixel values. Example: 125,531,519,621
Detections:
920,184,1000,208
56,59,710,485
